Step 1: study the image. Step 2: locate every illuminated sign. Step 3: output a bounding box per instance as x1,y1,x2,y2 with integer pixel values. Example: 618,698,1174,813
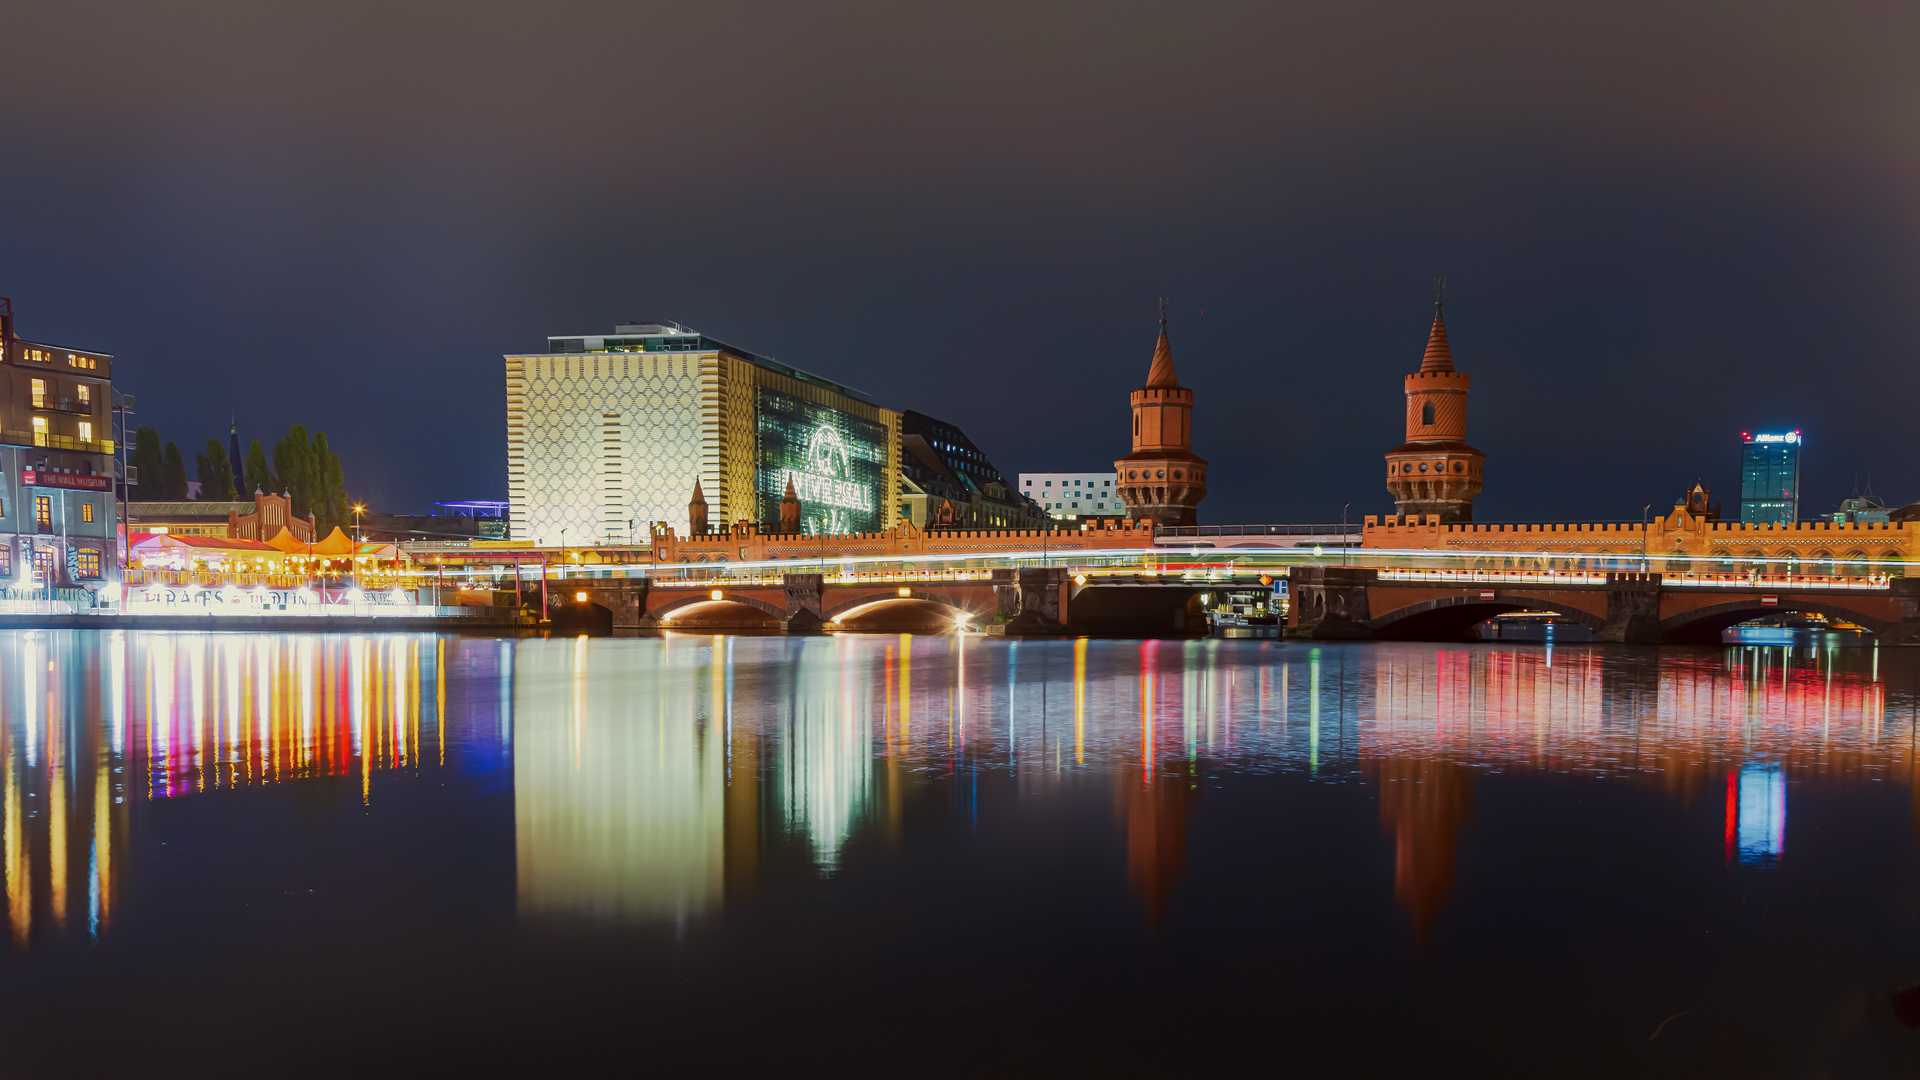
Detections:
22,469,111,491
754,388,887,533
1743,431,1802,445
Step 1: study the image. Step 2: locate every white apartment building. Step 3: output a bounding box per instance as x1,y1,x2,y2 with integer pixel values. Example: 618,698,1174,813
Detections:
1018,472,1124,521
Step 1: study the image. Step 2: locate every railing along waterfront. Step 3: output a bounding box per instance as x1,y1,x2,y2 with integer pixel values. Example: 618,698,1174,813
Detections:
1374,567,1895,591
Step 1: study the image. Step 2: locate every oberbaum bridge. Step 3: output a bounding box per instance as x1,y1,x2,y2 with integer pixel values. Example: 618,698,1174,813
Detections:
106,304,1917,642
372,303,1915,646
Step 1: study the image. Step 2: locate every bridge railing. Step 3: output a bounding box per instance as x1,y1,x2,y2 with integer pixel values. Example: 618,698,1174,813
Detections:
1378,568,1610,586
1663,572,1893,591
1374,567,1895,591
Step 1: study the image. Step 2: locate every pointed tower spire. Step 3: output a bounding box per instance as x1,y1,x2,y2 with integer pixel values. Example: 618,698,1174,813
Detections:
1144,297,1179,389
1420,277,1454,373
227,417,245,500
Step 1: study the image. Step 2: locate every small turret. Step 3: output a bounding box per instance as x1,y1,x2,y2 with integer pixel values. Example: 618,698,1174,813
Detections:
688,478,708,535
780,476,802,533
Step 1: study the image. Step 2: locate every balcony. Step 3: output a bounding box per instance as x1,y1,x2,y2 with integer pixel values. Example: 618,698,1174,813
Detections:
32,396,95,415
0,428,115,454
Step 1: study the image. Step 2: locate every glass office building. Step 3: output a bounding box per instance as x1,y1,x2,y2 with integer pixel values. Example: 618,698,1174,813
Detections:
1739,431,1802,524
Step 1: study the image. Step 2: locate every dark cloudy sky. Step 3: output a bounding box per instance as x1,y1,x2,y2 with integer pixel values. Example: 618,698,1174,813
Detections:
5,0,1917,523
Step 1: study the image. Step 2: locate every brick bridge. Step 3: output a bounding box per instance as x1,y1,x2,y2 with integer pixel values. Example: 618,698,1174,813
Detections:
554,568,1210,635
1289,566,1920,645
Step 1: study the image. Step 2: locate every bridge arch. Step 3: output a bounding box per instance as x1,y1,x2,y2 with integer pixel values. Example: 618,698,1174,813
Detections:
1370,594,1608,641
1657,596,1892,644
823,590,990,631
651,592,786,628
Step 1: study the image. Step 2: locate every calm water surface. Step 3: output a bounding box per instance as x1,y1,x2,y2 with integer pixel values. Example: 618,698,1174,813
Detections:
2,630,1919,1076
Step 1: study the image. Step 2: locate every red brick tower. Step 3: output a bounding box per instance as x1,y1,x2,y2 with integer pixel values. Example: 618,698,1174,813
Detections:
1116,304,1207,526
1384,297,1484,522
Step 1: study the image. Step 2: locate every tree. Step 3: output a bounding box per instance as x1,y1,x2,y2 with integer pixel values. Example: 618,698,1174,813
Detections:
243,439,274,497
160,442,189,501
273,424,316,518
195,440,238,501
130,426,164,500
312,431,349,534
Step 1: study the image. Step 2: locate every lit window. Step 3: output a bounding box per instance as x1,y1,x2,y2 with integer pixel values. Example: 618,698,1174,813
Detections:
77,385,90,404
76,550,101,578
35,497,51,530
30,379,44,408
81,502,94,523
78,421,92,443
31,417,48,445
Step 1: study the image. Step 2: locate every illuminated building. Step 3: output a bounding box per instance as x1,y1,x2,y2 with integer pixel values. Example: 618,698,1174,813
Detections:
1384,296,1484,523
898,411,1043,530
0,301,117,592
1739,430,1802,524
506,322,902,545
1114,312,1208,526
1019,471,1123,522
126,490,315,543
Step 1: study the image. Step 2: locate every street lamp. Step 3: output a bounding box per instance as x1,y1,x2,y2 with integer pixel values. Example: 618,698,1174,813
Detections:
351,503,366,590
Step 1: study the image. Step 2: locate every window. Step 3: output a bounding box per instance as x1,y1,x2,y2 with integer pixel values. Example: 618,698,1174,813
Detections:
76,550,101,579
1045,481,1051,487
30,417,47,445
78,421,92,443
31,549,51,583
0,547,11,576
77,384,90,404
1103,480,1110,486
34,497,50,532
81,502,94,523
1422,401,1435,426
30,379,45,408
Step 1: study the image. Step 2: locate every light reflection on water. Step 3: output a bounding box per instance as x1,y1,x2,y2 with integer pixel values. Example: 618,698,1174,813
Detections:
0,633,1914,989
0,631,1913,947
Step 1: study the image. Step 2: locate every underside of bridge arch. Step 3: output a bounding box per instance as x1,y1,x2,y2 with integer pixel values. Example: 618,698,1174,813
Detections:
1371,596,1607,642
653,596,785,630
826,596,979,632
1658,599,1890,644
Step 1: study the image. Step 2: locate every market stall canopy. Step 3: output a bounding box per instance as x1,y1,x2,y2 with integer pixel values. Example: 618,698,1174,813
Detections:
263,526,314,554
306,526,357,556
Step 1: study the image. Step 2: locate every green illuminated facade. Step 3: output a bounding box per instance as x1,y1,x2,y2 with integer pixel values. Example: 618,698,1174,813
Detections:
754,388,890,534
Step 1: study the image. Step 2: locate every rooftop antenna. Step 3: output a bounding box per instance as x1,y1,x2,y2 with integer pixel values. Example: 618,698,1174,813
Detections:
1433,275,1447,312
1157,296,1169,331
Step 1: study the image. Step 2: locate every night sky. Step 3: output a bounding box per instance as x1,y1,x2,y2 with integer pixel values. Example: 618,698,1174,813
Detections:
5,1,1917,523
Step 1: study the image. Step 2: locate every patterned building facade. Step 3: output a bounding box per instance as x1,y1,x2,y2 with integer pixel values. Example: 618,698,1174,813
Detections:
1384,300,1484,523
506,323,901,546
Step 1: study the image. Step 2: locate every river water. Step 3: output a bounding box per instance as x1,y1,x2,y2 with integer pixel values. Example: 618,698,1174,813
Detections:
1,629,1917,1076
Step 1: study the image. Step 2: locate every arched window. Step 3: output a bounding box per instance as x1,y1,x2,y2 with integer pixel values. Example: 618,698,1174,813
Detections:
1420,401,1435,425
